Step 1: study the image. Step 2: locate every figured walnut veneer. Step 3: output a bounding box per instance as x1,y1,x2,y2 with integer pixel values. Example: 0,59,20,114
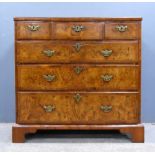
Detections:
13,17,144,143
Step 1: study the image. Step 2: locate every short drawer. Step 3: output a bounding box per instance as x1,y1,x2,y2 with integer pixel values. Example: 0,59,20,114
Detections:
105,22,139,40
16,41,139,63
15,22,51,39
52,22,103,40
17,65,139,91
17,92,140,124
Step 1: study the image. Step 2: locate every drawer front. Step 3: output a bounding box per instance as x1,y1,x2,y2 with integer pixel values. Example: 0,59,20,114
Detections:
53,22,103,40
17,65,139,91
105,22,139,40
16,22,51,39
17,92,140,124
16,41,138,63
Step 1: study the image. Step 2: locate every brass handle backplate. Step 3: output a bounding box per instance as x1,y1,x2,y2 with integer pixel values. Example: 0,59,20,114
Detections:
73,43,83,52
101,74,113,82
73,93,82,103
43,74,56,82
43,105,55,113
100,105,112,113
42,50,55,57
27,25,40,31
74,66,83,74
72,25,85,32
101,50,113,57
115,25,128,32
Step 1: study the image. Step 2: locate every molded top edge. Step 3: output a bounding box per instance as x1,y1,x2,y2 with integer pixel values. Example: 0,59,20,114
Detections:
14,17,142,21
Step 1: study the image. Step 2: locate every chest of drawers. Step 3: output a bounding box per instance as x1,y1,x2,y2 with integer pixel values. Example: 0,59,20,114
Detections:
12,17,144,143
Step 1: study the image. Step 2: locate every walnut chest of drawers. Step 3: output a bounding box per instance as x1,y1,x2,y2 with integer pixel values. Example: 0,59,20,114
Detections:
12,17,144,143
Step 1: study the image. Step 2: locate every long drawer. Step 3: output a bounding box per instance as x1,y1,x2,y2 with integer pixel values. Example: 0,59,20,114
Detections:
16,41,139,63
17,65,139,91
17,92,140,124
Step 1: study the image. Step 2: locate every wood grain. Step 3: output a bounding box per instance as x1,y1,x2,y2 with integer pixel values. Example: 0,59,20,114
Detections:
16,41,139,64
12,124,144,143
105,22,139,40
52,22,103,40
17,92,140,124
14,17,143,21
16,21,51,40
17,64,139,91
13,17,143,143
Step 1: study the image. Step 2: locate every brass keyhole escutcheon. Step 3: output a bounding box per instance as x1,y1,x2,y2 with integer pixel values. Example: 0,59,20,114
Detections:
74,66,83,74
73,43,83,52
73,93,82,103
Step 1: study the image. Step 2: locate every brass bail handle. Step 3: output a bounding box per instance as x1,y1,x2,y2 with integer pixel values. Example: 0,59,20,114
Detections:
101,50,113,57
101,74,113,82
43,74,56,82
27,25,40,31
42,50,55,57
72,25,85,32
100,105,112,113
115,25,128,32
43,105,55,113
